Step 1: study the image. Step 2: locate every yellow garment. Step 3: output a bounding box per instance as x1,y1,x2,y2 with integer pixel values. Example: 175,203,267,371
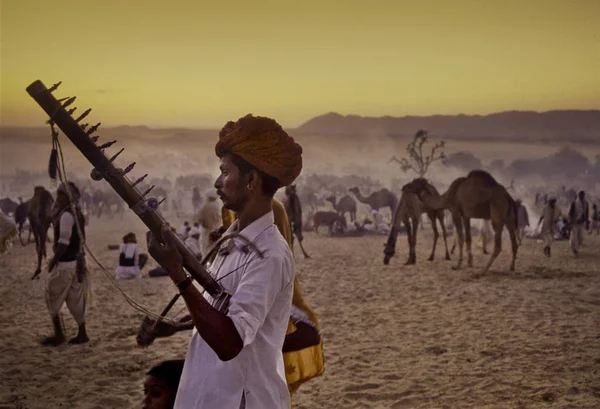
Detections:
221,199,324,396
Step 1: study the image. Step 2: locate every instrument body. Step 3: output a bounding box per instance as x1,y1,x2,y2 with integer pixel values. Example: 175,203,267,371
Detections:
26,80,230,308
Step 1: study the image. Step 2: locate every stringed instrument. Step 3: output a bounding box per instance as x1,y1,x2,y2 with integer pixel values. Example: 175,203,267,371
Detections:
25,80,232,321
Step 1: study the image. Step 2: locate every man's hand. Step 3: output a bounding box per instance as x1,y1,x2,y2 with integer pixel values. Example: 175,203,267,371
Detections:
147,225,184,275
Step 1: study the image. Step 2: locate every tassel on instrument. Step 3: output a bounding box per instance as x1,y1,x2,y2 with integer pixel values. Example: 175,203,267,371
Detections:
48,148,58,180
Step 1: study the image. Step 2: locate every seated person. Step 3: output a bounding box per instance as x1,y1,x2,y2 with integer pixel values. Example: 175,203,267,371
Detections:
142,360,185,409
116,232,148,280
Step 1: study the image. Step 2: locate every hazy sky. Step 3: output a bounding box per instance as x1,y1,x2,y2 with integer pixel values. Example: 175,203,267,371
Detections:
2,0,599,128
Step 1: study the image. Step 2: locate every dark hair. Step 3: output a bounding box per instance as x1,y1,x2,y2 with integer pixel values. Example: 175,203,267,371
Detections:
228,153,281,198
123,232,137,244
146,359,185,394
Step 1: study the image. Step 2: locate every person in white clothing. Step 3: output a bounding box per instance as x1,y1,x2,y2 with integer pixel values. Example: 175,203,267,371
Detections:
178,221,189,239
568,190,589,255
42,182,90,346
116,232,148,280
538,197,560,257
147,114,302,409
184,227,202,260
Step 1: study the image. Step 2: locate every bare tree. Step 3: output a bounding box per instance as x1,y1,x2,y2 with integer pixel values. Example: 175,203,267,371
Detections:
389,130,446,177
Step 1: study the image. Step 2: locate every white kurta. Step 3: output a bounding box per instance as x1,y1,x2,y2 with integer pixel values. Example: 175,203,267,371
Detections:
115,243,141,280
174,211,294,409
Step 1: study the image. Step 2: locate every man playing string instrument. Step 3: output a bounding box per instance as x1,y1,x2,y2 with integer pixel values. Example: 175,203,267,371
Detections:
148,114,303,409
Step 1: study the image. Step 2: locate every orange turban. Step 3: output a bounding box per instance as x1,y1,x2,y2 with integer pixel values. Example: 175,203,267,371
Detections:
215,114,303,186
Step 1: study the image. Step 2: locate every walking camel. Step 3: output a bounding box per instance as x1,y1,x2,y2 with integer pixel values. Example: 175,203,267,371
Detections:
349,187,398,216
29,186,55,280
283,185,310,258
325,194,357,222
384,180,450,265
404,170,519,274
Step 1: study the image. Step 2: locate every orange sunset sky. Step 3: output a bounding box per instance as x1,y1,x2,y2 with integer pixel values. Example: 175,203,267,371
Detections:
1,0,599,129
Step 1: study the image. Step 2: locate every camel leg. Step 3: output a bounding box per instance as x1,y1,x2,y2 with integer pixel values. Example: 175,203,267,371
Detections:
31,223,44,280
294,225,311,259
18,222,26,246
481,222,503,275
428,214,438,261
452,216,464,270
508,227,518,272
411,218,419,264
383,225,398,265
464,218,473,267
298,238,310,259
404,218,414,265
439,214,451,260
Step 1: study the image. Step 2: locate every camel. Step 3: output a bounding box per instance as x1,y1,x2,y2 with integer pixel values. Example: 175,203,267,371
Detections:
91,189,124,217
0,198,18,216
405,170,519,274
313,211,347,235
349,187,398,216
384,180,450,265
283,185,310,258
29,186,55,280
325,194,357,222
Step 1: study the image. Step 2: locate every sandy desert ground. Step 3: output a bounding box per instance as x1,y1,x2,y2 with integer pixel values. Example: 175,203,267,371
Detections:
1,212,599,409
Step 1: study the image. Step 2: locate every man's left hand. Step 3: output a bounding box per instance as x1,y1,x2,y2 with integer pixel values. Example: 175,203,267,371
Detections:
147,225,184,275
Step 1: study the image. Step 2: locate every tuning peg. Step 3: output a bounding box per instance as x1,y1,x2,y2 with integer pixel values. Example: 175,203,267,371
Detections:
98,140,116,150
87,123,101,135
67,107,77,115
81,123,89,131
90,135,100,143
90,168,103,181
141,185,155,197
108,148,124,162
48,81,62,92
132,174,148,186
75,108,91,123
123,162,136,175
146,197,159,210
62,97,76,108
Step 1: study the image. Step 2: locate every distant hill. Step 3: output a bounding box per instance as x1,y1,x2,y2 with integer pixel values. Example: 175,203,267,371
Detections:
294,110,600,141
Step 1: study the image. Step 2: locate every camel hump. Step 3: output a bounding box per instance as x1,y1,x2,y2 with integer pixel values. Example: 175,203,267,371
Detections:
467,170,500,186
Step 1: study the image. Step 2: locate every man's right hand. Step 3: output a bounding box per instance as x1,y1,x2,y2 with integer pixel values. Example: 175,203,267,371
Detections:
152,320,183,339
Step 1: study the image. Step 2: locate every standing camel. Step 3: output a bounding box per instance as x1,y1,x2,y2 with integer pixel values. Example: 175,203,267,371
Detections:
349,187,398,217
406,170,519,274
283,185,310,258
29,186,55,279
325,194,357,222
384,180,450,265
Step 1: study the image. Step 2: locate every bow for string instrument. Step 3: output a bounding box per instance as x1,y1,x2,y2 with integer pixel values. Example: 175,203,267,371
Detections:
25,80,231,345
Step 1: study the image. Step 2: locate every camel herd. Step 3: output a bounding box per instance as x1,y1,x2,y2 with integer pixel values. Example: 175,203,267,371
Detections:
285,169,524,275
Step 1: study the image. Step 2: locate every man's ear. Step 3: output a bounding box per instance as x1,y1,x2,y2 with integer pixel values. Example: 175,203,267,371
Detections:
247,169,259,191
